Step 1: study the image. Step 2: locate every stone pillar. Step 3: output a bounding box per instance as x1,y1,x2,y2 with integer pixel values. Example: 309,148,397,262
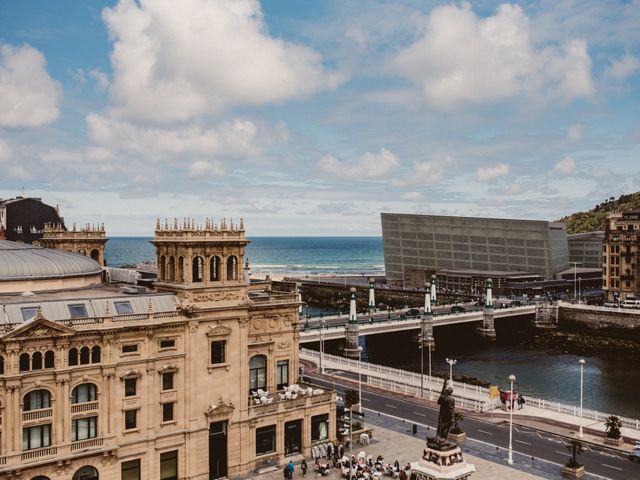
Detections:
296,283,303,316
430,274,437,306
424,281,432,314
344,288,360,358
421,317,436,352
368,278,375,312
478,279,496,340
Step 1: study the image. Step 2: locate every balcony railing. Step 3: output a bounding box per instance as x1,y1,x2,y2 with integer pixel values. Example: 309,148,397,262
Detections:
71,437,103,451
248,382,334,417
22,408,52,422
21,446,57,462
71,401,99,414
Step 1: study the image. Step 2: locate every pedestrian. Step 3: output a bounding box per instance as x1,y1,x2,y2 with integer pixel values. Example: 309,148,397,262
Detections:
518,395,526,410
301,459,307,477
287,460,295,479
283,464,290,480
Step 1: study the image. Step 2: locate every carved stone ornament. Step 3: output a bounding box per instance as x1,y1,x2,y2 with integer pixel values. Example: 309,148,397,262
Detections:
205,397,235,420
1,316,76,341
206,323,232,338
276,340,291,350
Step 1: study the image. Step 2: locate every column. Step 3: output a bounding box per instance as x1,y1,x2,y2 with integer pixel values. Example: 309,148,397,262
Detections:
368,278,375,312
478,278,496,340
344,288,360,358
430,274,437,306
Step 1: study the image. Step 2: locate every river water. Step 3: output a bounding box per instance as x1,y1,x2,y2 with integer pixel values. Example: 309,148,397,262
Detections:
315,318,640,419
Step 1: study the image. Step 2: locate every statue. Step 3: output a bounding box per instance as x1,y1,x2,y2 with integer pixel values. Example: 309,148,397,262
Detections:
436,373,455,441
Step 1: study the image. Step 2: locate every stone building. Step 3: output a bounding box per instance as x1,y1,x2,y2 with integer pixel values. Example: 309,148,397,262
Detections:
39,222,108,267
381,213,569,288
603,210,640,301
0,218,335,480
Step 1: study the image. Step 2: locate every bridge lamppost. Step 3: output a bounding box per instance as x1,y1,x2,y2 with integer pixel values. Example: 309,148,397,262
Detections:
320,317,325,374
446,358,457,385
578,358,585,438
508,373,516,465
357,345,364,412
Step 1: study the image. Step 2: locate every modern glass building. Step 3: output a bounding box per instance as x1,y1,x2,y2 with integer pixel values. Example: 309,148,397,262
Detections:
381,213,570,287
567,231,605,269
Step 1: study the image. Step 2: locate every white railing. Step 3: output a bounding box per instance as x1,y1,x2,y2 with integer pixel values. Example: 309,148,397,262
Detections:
558,301,640,315
301,348,640,431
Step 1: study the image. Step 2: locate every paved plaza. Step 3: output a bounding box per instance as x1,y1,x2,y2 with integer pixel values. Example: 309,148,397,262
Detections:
245,423,546,480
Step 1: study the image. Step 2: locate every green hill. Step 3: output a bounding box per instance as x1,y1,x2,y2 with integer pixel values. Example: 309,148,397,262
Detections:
557,192,640,234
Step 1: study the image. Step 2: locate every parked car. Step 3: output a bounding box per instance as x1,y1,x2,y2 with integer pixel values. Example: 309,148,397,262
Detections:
630,442,640,462
603,301,620,308
407,308,420,316
450,305,466,313
474,300,485,307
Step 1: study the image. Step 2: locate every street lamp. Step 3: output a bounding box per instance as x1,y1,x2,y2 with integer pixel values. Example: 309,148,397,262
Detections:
569,262,581,299
358,345,363,412
578,359,585,438
320,317,325,374
578,277,582,301
445,358,457,385
508,374,516,465
419,333,424,399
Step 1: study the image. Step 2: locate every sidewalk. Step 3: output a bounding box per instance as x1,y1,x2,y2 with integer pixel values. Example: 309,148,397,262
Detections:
485,404,640,452
244,423,546,480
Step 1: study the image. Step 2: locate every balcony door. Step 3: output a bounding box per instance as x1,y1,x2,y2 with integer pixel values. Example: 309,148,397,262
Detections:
209,421,227,479
284,419,302,456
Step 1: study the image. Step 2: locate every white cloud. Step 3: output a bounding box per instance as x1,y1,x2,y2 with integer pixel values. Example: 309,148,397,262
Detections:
394,3,594,109
89,69,109,91
318,148,399,179
502,183,524,195
605,55,640,81
476,163,510,182
86,114,258,160
402,191,422,201
101,0,342,124
393,152,455,186
0,44,61,127
0,139,11,163
551,155,576,176
567,124,583,143
188,160,224,178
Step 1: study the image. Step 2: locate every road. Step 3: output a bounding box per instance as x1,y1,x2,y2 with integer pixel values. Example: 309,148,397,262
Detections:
308,372,640,480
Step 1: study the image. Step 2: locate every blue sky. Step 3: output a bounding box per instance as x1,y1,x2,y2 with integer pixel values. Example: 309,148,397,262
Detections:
0,0,639,235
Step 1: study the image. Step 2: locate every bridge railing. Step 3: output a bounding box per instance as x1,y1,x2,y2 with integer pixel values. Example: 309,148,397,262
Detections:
301,348,640,431
557,300,640,315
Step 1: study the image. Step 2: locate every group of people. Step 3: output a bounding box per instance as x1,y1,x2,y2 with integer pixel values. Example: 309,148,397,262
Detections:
307,445,412,479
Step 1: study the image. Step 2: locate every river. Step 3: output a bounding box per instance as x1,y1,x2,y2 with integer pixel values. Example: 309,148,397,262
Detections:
312,317,640,419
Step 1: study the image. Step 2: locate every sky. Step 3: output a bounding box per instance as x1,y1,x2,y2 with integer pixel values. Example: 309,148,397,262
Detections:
0,0,639,236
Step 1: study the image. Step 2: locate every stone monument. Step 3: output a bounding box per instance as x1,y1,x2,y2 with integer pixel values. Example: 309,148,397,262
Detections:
410,374,475,479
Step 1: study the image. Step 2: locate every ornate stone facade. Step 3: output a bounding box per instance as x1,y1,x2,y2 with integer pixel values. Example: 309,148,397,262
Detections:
603,210,640,301
0,218,336,480
39,223,108,266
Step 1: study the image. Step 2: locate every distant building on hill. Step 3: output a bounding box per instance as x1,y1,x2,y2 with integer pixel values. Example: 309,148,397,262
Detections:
0,196,64,244
603,210,640,301
567,231,605,269
381,213,569,288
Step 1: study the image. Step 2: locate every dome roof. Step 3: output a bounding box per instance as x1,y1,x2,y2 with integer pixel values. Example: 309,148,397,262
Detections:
0,240,102,281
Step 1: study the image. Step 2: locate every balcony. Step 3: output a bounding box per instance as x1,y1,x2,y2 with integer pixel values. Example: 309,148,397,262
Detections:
71,437,103,452
21,446,57,462
71,401,99,414
248,383,334,417
22,408,52,422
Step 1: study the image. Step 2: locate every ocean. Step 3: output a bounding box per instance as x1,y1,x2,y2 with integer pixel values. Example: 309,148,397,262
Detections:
105,236,384,277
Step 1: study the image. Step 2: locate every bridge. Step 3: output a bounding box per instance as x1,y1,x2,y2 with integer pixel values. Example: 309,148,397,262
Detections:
299,304,536,343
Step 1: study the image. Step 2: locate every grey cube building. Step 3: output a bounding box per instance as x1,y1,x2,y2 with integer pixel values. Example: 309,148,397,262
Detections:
381,213,569,287
567,231,604,269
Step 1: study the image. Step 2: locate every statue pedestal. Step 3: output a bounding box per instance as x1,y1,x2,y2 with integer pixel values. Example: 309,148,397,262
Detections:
410,442,475,480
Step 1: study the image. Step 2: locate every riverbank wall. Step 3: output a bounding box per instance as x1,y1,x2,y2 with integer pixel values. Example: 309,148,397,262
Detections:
558,303,640,336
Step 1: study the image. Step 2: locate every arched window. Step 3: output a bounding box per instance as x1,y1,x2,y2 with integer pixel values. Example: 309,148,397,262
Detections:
24,389,51,411
69,348,79,366
249,355,267,393
44,350,55,369
80,346,90,365
31,476,52,480
0,355,4,374
78,248,86,255
72,383,97,404
227,255,238,281
72,465,99,480
210,256,221,281
159,255,166,281
91,346,101,364
90,249,100,262
31,351,43,370
19,353,30,372
192,256,203,282
168,256,176,281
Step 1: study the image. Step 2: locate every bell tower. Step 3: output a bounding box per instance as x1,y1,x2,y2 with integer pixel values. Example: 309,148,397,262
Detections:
151,217,250,307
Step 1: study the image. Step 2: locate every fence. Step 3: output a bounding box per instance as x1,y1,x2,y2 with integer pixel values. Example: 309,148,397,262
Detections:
301,348,640,431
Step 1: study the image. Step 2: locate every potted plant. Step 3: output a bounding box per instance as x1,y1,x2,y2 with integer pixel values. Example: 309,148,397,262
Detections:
447,412,466,442
604,415,623,446
561,439,585,478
